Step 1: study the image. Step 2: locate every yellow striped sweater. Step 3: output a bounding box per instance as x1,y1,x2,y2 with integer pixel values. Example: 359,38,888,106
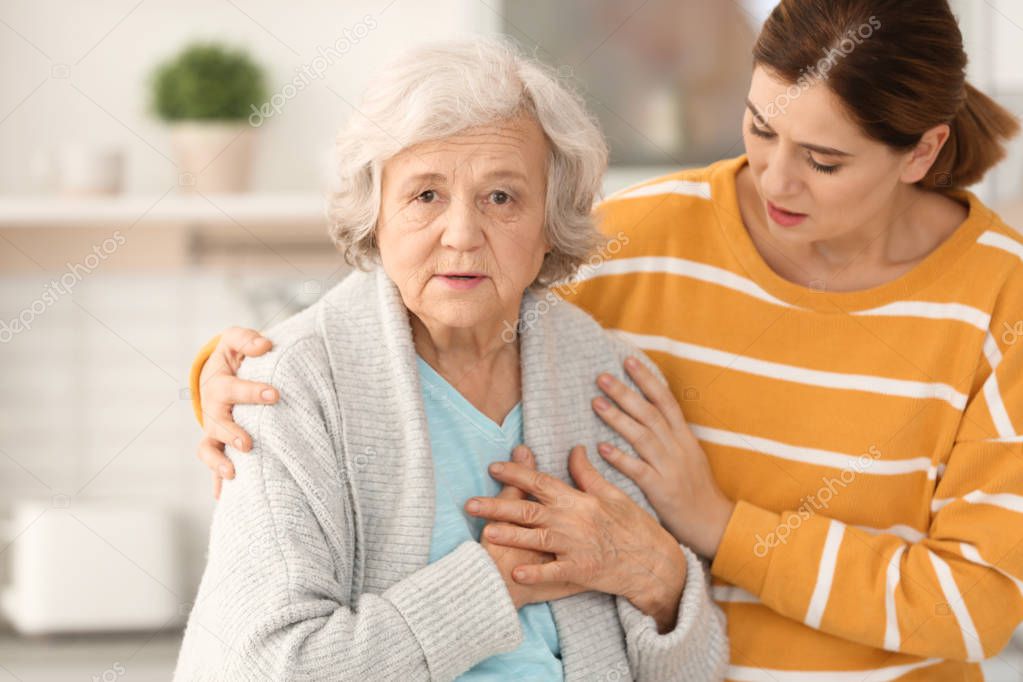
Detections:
552,155,1023,681
191,154,1023,680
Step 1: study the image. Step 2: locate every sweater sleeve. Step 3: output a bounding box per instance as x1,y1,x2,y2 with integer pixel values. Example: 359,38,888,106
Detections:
189,334,220,427
711,290,1023,662
615,546,729,681
601,331,730,680
174,338,523,681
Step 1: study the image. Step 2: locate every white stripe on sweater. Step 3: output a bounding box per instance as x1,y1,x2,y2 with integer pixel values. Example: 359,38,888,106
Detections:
726,658,943,681
932,490,1023,514
616,330,968,409
575,256,990,331
572,256,793,308
711,584,759,603
883,545,906,650
853,301,989,332
959,542,1023,596
804,521,845,628
689,423,933,475
979,230,1023,262
604,179,712,202
984,369,1017,438
927,550,985,661
984,332,1004,369
857,523,926,543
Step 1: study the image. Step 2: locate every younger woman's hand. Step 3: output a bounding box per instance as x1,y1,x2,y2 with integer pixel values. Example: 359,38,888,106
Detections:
593,356,735,558
196,327,279,498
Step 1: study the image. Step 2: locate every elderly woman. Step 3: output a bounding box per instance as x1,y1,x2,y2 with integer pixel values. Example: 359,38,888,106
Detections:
174,39,726,681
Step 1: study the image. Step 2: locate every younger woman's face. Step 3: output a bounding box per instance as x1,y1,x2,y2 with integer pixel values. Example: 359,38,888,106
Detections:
742,66,918,244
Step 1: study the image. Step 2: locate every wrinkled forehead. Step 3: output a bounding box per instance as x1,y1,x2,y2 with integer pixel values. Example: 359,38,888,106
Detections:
381,116,549,188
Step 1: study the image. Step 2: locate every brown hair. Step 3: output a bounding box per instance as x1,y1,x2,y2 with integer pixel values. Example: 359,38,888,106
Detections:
753,0,1020,190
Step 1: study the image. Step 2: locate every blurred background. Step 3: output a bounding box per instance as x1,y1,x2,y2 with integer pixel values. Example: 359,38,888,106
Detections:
1,0,1023,679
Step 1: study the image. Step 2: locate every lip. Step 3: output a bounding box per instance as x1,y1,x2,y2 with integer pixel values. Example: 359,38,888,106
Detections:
766,200,808,228
435,273,488,290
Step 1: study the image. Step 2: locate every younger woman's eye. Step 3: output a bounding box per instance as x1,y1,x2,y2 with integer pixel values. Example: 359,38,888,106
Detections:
748,120,775,139
806,152,840,175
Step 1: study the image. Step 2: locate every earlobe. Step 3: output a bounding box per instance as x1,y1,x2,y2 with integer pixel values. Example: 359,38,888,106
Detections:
902,123,951,184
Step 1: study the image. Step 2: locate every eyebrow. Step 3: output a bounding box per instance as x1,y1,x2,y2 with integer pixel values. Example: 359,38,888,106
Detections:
480,169,529,183
402,172,447,188
746,99,854,158
400,169,529,188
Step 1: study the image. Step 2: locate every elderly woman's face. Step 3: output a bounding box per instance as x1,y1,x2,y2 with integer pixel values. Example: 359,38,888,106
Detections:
376,115,550,331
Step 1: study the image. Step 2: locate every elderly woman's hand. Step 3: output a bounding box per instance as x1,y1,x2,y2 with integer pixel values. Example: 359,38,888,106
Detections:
466,445,687,633
593,356,735,558
481,446,588,609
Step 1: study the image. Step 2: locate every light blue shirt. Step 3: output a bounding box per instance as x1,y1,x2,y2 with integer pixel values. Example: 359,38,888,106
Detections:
417,356,563,681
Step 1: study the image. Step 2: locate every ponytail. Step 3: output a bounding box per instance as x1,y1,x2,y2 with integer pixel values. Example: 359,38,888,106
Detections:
925,82,1021,190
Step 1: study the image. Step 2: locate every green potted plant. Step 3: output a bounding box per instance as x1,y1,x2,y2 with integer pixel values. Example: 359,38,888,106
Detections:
151,43,267,193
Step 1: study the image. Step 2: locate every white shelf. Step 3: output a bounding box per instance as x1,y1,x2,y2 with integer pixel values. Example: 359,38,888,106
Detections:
0,193,328,228
0,167,684,230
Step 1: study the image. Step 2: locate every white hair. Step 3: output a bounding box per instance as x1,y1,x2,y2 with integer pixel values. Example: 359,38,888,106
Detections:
327,37,609,286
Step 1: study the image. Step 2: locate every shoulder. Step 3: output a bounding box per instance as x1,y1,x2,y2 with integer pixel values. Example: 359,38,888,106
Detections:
976,202,1023,270
526,289,663,379
965,196,1023,314
235,269,377,387
593,156,741,242
235,304,331,388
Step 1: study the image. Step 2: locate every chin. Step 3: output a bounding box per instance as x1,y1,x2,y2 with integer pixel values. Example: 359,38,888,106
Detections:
423,300,496,329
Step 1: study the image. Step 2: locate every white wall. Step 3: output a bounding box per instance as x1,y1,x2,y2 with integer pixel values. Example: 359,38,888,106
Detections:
0,0,498,195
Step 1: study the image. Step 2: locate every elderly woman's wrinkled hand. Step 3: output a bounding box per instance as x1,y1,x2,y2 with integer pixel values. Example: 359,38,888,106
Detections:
481,446,588,609
467,445,688,632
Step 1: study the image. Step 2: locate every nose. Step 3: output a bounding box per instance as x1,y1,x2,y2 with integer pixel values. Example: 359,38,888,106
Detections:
439,195,485,252
759,146,803,200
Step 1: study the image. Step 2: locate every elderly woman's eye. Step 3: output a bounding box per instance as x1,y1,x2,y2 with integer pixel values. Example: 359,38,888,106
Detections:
416,190,437,203
489,190,512,205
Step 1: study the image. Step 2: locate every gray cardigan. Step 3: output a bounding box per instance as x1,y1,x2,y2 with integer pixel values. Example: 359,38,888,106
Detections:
174,267,727,681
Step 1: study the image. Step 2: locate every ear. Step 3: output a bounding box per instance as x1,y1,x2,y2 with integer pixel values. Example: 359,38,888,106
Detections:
900,123,951,184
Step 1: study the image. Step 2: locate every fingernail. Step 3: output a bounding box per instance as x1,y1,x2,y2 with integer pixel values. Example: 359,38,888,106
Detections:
598,374,613,388
594,397,610,411
233,438,244,450
490,462,505,474
466,499,480,513
625,356,638,369
512,448,526,462
598,443,611,455
513,568,527,581
486,526,500,540
261,389,276,401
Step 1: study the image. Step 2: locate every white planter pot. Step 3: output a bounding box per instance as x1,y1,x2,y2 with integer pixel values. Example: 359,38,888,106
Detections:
169,120,255,193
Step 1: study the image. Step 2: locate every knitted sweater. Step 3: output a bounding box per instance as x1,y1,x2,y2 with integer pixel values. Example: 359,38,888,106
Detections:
174,266,728,681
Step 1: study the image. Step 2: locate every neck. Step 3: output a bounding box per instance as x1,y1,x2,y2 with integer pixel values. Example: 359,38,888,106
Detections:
410,308,521,384
808,184,921,269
